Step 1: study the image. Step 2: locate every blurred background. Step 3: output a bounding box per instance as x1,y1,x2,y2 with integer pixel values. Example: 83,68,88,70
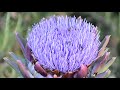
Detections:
0,12,119,78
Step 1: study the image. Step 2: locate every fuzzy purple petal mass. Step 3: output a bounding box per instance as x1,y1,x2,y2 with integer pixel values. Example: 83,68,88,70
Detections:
27,16,101,73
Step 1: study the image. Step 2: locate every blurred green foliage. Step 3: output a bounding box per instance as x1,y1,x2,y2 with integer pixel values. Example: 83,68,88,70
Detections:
0,12,119,78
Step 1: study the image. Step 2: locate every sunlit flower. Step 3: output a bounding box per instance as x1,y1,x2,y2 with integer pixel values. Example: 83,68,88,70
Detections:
4,15,116,78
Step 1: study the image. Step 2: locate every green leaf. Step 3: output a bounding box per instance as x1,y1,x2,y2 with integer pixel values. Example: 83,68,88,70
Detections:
9,52,27,65
16,60,34,78
91,52,110,75
98,57,116,74
3,57,22,76
95,69,111,78
97,35,111,58
15,32,27,57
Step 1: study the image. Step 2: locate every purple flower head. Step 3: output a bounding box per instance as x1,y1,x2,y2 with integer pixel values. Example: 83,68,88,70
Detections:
27,15,101,73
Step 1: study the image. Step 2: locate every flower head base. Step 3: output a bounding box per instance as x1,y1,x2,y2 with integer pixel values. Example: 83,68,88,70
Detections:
4,15,116,78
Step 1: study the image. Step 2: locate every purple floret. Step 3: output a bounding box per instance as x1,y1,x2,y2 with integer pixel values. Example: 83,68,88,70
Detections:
27,15,101,73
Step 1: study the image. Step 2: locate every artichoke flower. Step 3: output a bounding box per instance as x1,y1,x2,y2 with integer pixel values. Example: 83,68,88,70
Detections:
4,15,116,78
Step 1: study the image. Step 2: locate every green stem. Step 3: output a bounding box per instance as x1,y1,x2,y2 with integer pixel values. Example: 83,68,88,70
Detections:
15,14,22,32
1,12,10,51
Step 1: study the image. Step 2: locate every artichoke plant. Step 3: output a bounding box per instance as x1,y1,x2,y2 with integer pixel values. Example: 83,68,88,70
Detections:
4,15,116,78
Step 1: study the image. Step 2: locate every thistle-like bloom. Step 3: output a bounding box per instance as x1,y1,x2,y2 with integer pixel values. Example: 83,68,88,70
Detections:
27,16,100,73
4,15,116,78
